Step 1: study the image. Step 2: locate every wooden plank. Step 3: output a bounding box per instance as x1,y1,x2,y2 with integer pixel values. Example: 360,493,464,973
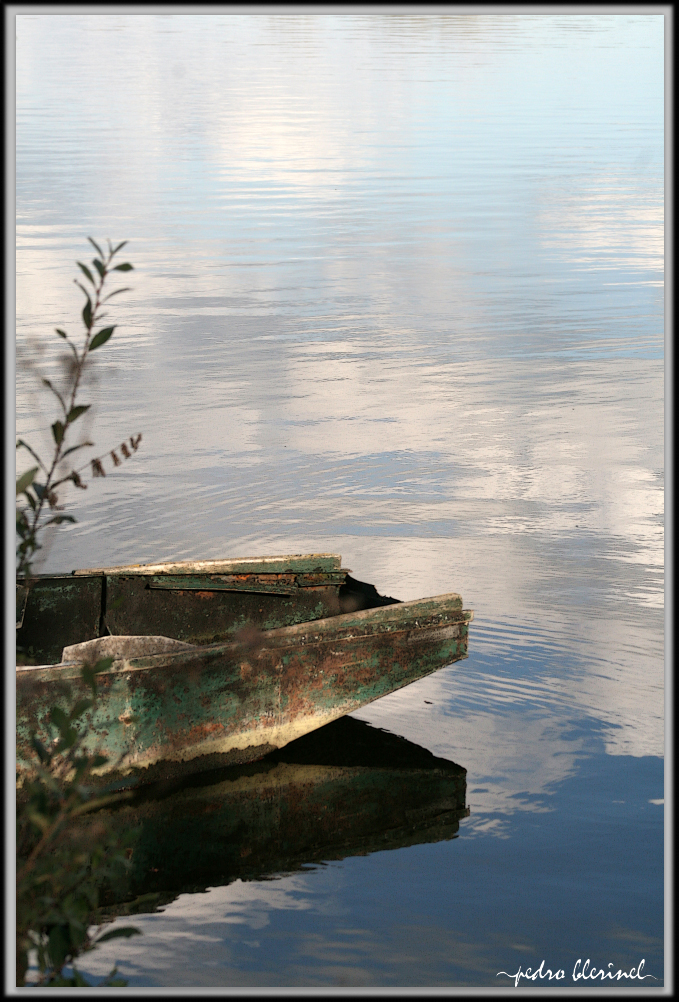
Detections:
147,572,347,595
104,574,342,644
148,576,300,596
72,553,343,576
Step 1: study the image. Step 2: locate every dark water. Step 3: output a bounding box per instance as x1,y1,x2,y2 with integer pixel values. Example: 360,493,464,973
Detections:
15,12,664,988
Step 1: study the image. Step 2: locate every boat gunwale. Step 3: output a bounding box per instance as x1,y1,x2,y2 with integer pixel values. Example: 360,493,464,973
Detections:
16,593,473,679
65,553,344,577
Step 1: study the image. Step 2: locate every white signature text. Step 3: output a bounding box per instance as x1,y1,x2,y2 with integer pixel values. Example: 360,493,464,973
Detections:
497,958,657,987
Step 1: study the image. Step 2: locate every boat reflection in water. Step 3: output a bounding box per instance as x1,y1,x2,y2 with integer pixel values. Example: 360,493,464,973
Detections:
98,715,469,917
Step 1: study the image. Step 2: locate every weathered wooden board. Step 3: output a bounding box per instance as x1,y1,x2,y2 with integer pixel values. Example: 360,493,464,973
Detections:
73,553,343,576
104,574,342,644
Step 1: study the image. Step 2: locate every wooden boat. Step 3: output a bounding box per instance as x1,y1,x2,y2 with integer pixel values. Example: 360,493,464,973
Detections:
94,715,469,918
16,554,473,787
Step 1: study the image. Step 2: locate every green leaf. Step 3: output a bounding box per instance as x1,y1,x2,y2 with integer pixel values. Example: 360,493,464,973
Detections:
55,328,68,339
48,925,71,971
51,421,65,445
16,439,48,473
112,240,128,255
42,377,67,411
82,667,98,696
94,927,141,945
44,515,77,526
103,287,131,302
55,725,78,751
69,698,93,721
112,262,133,272
82,657,113,694
49,705,69,731
82,298,92,329
87,236,104,259
89,326,115,351
77,261,95,285
16,467,39,495
66,404,91,424
92,258,105,279
30,734,51,764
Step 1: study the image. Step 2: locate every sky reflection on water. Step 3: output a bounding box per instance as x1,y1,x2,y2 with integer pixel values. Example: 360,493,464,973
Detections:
72,748,664,988
15,10,664,989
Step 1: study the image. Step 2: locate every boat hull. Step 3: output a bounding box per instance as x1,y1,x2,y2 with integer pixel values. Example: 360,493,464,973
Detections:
17,594,473,788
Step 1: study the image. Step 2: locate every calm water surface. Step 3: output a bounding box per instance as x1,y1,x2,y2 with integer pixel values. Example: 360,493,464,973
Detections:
15,12,664,989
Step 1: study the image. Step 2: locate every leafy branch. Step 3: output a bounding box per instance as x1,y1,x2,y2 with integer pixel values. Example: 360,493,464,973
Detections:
16,238,140,581
16,658,141,987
